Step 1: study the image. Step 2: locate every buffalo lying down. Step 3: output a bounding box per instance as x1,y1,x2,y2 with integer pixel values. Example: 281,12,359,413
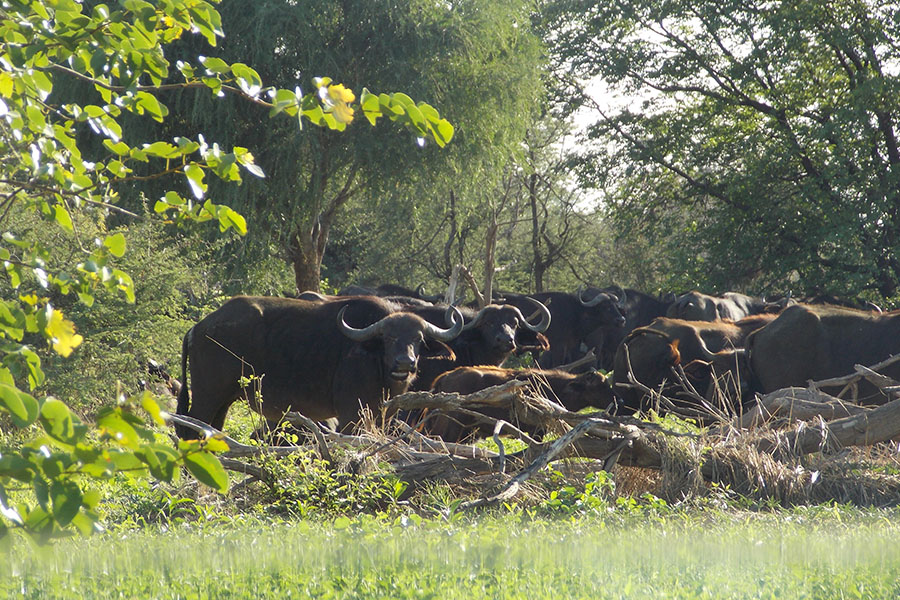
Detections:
423,365,615,442
175,295,463,438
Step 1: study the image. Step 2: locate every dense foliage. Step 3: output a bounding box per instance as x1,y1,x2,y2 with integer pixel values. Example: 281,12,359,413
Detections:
0,0,452,541
102,0,546,293
546,0,900,298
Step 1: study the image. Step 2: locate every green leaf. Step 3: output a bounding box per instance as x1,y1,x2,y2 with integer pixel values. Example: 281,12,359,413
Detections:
39,397,81,446
50,480,82,528
134,91,168,122
184,164,207,199
200,56,229,74
0,454,33,481
143,141,179,158
96,411,141,449
140,392,166,426
53,205,74,232
217,206,247,235
103,233,126,258
183,451,228,492
0,383,39,427
232,63,261,96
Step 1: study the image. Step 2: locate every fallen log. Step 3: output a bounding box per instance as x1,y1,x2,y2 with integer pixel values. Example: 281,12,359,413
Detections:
733,387,868,430
753,396,900,458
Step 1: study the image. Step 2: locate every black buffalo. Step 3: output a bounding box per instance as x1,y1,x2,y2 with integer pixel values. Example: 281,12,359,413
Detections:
747,303,900,404
337,283,442,303
581,287,675,371
426,365,615,442
406,299,551,391
498,289,626,369
666,291,776,321
174,295,463,438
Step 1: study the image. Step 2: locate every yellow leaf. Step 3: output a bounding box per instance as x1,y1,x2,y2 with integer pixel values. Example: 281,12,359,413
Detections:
0,72,13,97
46,308,83,357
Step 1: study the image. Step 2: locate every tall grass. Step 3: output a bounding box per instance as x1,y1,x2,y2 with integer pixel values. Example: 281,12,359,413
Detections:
5,510,900,599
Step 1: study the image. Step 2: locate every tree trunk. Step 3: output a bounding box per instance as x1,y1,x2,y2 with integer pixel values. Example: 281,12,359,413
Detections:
288,168,360,294
528,172,545,292
289,226,324,293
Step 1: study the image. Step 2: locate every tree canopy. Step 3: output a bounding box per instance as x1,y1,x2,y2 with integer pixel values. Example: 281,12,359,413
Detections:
0,0,453,541
547,0,900,297
115,0,546,293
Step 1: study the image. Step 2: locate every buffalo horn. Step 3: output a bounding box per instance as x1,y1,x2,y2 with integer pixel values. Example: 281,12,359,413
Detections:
695,336,747,361
520,297,551,332
424,306,465,341
337,305,389,341
609,284,627,308
577,286,607,307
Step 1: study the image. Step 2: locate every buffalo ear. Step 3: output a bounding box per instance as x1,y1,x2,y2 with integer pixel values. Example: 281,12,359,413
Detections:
669,339,681,365
514,331,550,353
682,359,712,380
423,339,456,361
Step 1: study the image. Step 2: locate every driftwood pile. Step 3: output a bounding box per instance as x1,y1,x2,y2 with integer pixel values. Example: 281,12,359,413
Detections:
169,354,900,509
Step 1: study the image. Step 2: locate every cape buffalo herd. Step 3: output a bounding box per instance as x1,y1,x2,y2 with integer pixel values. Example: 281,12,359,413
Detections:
174,283,894,441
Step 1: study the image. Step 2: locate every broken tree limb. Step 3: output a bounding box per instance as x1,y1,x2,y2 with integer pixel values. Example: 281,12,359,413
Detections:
733,387,868,430
457,418,606,510
283,410,334,466
219,458,273,485
392,420,498,459
753,396,900,457
808,353,900,395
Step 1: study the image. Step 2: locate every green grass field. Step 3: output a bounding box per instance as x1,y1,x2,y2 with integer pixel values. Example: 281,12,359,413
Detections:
4,508,900,599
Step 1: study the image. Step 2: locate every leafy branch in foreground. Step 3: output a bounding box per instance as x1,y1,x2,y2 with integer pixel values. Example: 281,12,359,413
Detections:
0,0,452,542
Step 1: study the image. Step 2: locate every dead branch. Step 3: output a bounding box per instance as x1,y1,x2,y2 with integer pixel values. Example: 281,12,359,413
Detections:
283,410,334,466
808,353,900,395
458,264,485,308
458,418,607,510
733,387,868,430
753,396,900,458
219,458,274,485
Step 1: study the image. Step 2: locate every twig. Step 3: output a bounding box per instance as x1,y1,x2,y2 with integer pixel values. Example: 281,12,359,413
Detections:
283,411,334,466
492,420,507,474
457,418,601,510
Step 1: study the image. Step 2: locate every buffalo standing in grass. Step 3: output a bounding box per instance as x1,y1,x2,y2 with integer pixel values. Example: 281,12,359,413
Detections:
426,365,615,442
174,295,463,438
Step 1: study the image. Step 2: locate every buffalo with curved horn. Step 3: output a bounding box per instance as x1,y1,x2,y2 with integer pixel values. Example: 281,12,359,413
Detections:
497,289,626,369
174,295,463,438
402,298,551,391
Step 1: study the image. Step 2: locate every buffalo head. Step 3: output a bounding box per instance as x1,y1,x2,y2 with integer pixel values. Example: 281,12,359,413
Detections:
462,298,551,354
578,286,627,329
338,305,464,392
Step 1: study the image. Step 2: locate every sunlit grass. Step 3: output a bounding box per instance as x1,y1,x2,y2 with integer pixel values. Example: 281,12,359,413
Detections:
5,509,900,599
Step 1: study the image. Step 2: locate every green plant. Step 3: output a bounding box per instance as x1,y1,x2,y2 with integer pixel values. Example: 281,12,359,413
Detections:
0,0,452,542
